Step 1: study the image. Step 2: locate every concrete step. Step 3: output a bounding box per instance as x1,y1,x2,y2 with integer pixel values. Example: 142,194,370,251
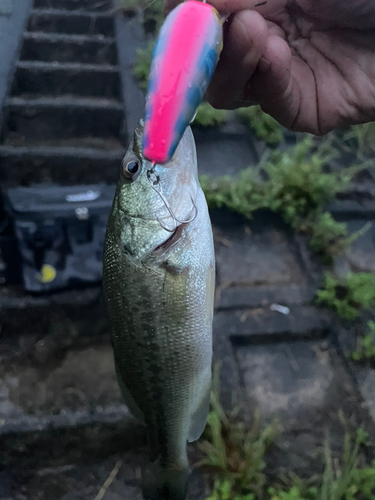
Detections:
33,0,113,12
0,285,145,466
12,61,121,99
0,145,124,186
20,32,117,65
3,96,124,144
27,9,115,36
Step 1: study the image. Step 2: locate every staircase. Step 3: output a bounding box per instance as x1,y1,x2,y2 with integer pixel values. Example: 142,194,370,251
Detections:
0,0,125,188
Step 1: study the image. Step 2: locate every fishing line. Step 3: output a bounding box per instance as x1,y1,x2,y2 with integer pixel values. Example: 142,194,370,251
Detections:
139,0,158,15
147,162,197,232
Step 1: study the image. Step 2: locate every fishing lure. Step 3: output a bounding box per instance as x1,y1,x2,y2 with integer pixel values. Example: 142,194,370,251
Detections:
143,0,224,165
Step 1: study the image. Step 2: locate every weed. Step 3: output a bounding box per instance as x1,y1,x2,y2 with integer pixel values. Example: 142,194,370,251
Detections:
316,272,375,320
268,485,318,500
199,168,264,218
236,106,283,147
261,137,341,221
266,421,374,500
307,213,348,257
201,377,375,500
206,478,256,500
133,41,154,92
352,320,375,363
319,426,368,500
198,366,278,499
200,137,360,258
344,123,375,156
143,0,164,32
117,0,164,31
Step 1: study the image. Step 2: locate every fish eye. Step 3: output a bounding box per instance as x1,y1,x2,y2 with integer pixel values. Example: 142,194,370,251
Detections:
122,159,141,181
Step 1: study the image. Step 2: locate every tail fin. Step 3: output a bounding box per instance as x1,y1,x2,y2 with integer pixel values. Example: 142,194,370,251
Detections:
142,461,189,500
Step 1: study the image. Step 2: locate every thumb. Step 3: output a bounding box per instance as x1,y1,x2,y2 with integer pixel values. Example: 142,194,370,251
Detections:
207,10,268,109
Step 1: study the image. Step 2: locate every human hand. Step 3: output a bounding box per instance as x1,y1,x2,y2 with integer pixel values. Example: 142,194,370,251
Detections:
164,0,375,134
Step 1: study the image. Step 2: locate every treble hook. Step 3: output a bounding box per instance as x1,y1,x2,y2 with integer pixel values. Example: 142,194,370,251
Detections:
147,162,198,232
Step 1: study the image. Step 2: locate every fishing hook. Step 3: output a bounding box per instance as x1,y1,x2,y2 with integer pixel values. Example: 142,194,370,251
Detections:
146,163,198,232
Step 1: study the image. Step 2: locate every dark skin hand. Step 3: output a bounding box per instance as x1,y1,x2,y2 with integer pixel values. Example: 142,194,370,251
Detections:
164,0,375,135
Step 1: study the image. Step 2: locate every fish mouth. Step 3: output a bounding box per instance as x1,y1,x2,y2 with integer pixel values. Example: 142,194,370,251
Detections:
151,223,184,256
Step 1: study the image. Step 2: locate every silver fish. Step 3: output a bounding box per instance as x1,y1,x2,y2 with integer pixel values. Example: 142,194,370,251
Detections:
103,121,215,500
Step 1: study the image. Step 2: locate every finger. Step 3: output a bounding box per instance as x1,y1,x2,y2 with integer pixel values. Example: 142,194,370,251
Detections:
247,34,320,133
206,10,268,109
265,19,286,39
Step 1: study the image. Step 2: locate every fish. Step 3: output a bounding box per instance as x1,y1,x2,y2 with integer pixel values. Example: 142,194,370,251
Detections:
103,121,215,500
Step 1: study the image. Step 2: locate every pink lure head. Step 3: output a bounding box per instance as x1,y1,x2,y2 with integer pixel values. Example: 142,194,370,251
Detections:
143,0,223,164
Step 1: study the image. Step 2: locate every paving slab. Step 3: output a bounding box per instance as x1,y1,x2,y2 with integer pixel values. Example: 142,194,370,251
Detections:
212,305,331,407
195,128,259,178
218,284,317,310
237,336,375,475
335,321,375,427
343,219,375,273
211,210,311,289
214,306,331,342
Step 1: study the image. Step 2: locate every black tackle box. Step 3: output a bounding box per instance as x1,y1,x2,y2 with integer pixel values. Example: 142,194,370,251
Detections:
3,184,116,292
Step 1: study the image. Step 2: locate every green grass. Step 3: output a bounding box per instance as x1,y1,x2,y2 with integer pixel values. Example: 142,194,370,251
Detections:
236,106,283,147
133,41,154,92
200,137,361,260
316,272,375,320
200,385,375,500
352,320,375,363
200,406,277,499
199,366,279,500
344,123,375,156
267,424,374,500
